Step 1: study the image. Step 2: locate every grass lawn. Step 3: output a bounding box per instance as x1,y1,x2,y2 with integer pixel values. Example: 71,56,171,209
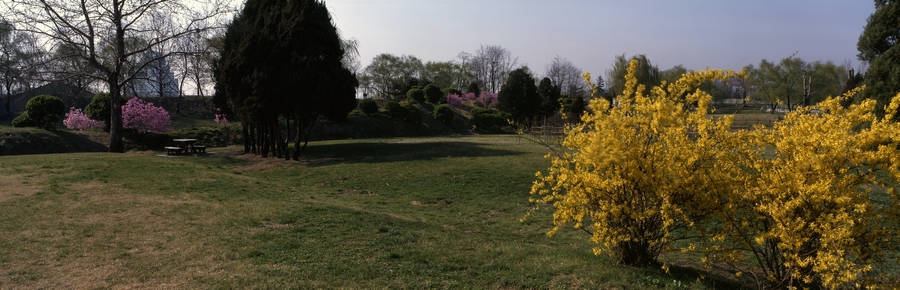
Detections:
709,111,783,129
0,135,747,289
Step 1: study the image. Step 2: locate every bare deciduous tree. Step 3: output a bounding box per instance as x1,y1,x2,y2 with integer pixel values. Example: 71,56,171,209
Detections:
50,42,98,107
0,18,46,114
545,56,586,98
170,20,221,98
460,45,517,94
4,0,233,152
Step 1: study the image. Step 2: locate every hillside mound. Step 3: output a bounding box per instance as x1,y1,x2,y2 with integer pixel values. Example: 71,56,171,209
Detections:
0,129,108,155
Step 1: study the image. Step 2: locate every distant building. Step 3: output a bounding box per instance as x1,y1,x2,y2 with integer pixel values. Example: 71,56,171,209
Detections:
126,50,179,97
714,78,756,105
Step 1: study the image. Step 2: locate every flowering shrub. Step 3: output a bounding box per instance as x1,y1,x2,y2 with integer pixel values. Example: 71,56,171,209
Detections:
214,108,230,126
445,93,463,109
63,107,104,130
529,59,900,288
529,60,739,266
707,87,900,289
461,92,476,100
122,97,170,133
476,91,497,107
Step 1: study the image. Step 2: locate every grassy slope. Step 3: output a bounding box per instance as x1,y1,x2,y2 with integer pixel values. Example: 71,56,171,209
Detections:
0,107,471,156
0,135,738,289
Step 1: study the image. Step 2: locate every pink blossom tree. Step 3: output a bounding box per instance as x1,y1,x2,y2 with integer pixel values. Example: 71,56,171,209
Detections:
476,91,498,107
63,107,105,130
446,93,463,109
214,108,229,127
122,98,170,133
461,92,476,100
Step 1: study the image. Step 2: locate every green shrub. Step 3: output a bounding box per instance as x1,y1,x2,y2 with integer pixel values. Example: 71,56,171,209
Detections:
386,101,422,124
85,93,111,129
13,94,66,130
470,107,492,117
403,104,423,124
384,101,402,116
424,84,443,103
11,111,38,128
471,108,509,131
358,98,378,116
433,105,454,126
406,87,425,103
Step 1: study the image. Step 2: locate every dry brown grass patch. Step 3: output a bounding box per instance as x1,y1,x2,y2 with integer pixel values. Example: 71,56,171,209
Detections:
0,172,43,203
0,184,257,289
0,165,64,202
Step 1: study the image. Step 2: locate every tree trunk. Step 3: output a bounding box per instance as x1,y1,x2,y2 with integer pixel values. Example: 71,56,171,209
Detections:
292,116,316,160
269,120,277,158
258,122,268,157
617,240,655,266
108,77,125,153
108,2,126,153
242,123,250,154
270,121,280,159
4,78,13,113
4,91,9,114
285,116,292,158
786,95,792,112
249,124,257,154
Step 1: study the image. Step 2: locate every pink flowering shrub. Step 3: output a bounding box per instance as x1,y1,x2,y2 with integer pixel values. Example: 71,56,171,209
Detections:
476,91,498,107
214,108,229,127
461,92,476,100
63,107,104,130
122,97,170,133
446,93,463,109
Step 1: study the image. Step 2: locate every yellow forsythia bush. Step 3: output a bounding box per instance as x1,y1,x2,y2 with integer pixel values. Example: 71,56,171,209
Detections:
529,60,741,266
707,88,900,289
530,59,900,289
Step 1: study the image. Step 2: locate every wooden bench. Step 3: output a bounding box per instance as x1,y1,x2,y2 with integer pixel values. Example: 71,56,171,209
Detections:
191,145,207,154
165,147,184,155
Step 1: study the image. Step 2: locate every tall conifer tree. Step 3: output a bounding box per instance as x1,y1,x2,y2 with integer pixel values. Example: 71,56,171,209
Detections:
498,67,541,124
215,0,357,160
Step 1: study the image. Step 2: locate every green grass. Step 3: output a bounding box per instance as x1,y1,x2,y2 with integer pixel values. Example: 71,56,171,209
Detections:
709,112,783,129
0,135,738,289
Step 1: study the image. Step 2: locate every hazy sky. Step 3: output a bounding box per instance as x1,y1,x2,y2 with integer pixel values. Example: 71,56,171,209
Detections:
325,1,875,78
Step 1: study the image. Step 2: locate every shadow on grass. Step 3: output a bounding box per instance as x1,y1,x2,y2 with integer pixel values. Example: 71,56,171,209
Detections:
0,129,108,155
662,263,753,290
299,140,524,167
